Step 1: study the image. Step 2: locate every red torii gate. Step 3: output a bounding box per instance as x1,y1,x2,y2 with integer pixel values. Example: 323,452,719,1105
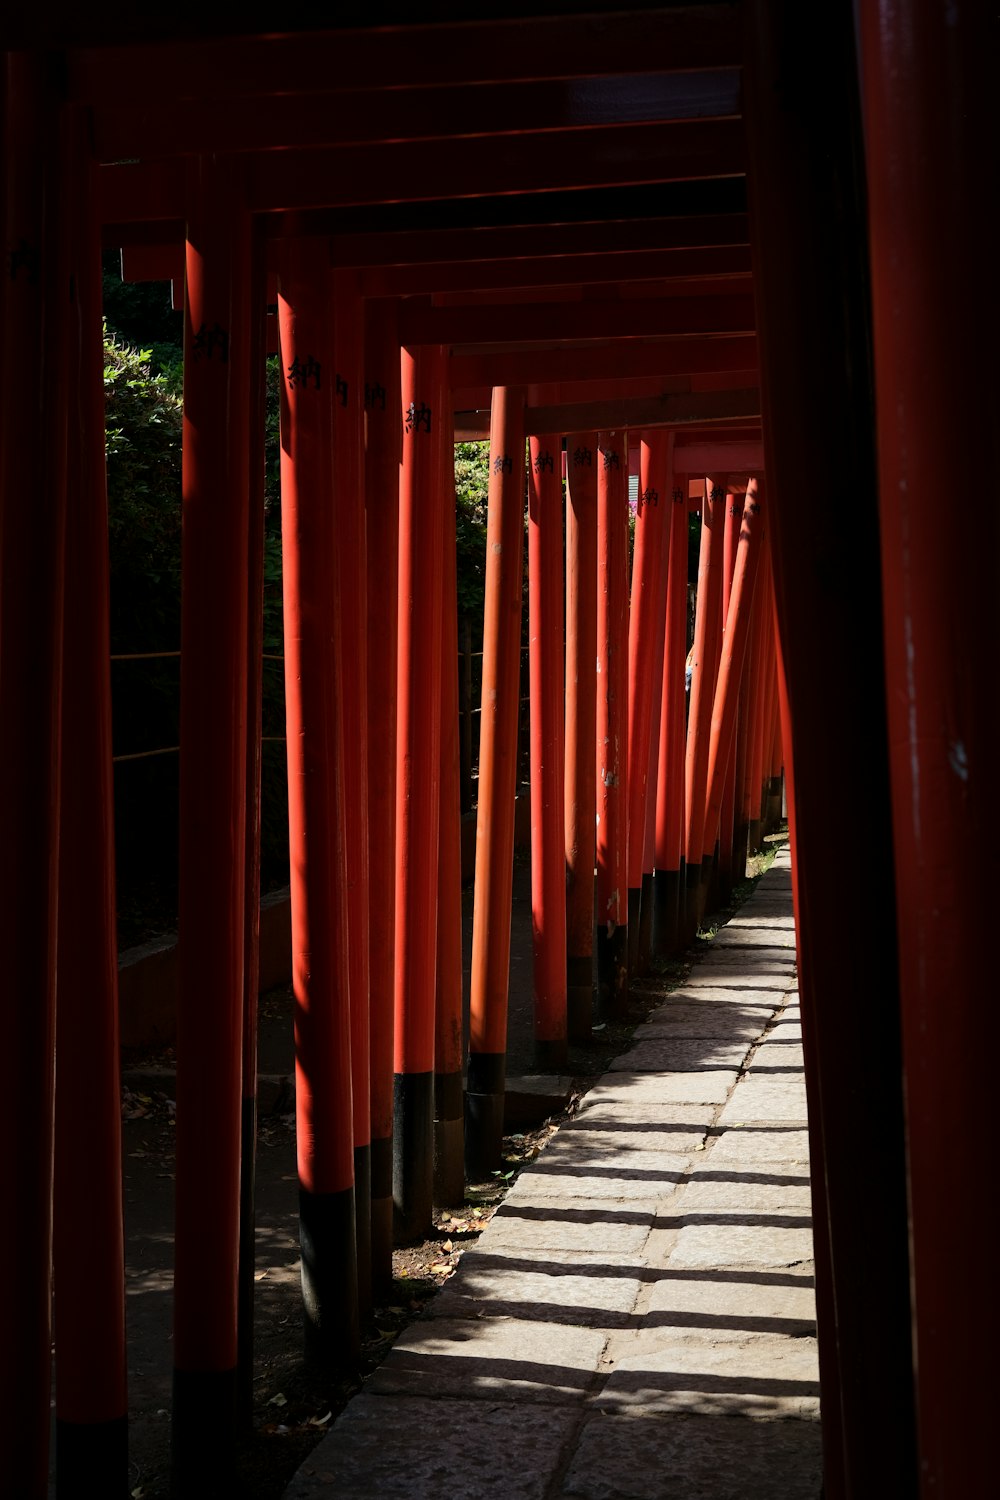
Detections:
2,6,996,1499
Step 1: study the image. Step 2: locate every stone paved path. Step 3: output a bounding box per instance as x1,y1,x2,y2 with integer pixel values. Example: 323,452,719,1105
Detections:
284,847,821,1498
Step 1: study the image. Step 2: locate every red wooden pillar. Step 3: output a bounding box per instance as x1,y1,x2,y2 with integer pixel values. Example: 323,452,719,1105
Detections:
394,344,447,1238
862,5,998,1491
173,157,251,1483
364,299,401,1296
333,272,372,1318
751,557,777,843
652,467,690,955
637,434,673,971
743,4,916,1491
626,432,669,973
528,435,567,1068
0,57,68,1497
436,374,465,1207
467,388,526,1175
703,479,764,853
715,477,744,901
596,430,629,1015
52,112,127,1493
683,477,725,937
237,220,267,1429
277,238,358,1372
564,434,598,1040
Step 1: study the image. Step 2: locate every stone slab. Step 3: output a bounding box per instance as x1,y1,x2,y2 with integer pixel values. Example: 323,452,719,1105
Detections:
634,1004,769,1041
596,1337,821,1418
428,1247,646,1329
674,1176,813,1217
712,927,796,949
609,1038,749,1073
562,1410,822,1500
558,1109,716,1151
584,1070,739,1107
719,1075,808,1125
521,1151,693,1201
683,971,792,993
479,1197,654,1255
751,1043,805,1072
365,1317,608,1403
648,985,781,1008
707,1128,811,1166
726,912,796,928
644,1266,816,1339
282,1393,580,1499
668,1222,815,1269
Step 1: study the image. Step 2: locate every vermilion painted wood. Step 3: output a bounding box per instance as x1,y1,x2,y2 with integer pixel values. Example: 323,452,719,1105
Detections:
276,236,358,1369
52,113,127,1491
332,272,372,1317
364,298,401,1297
626,432,669,970
173,157,251,1482
467,388,527,1174
638,433,674,971
452,339,757,395
528,435,568,1068
743,6,916,1489
596,430,630,1014
399,294,756,348
652,463,690,954
237,225,267,1427
363,246,751,299
394,344,448,1239
435,366,465,1207
862,6,998,1491
703,479,764,854
330,214,751,270
565,433,599,1041
0,55,68,1498
682,477,725,935
715,471,745,895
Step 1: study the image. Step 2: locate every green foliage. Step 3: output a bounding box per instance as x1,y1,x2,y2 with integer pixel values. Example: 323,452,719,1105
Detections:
453,441,490,625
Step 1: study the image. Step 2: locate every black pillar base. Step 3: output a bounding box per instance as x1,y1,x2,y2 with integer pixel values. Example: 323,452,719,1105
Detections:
748,816,762,855
683,858,703,941
299,1183,359,1371
393,1071,434,1245
636,871,654,973
652,866,680,956
353,1142,372,1324
434,1069,465,1209
57,1415,128,1499
567,953,593,1042
535,1035,568,1071
766,775,782,834
597,923,628,1019
465,1052,505,1179
370,1133,393,1304
626,885,642,975
172,1368,236,1498
732,820,749,880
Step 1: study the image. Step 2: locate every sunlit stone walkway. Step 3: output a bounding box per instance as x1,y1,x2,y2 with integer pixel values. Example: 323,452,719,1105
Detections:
285,846,820,1499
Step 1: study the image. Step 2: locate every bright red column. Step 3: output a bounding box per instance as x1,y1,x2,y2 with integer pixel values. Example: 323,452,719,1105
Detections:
626,432,669,973
862,5,998,1491
393,344,447,1239
637,459,671,972
52,112,127,1493
683,477,725,936
703,479,764,851
277,237,358,1372
715,475,744,902
364,298,401,1297
333,272,372,1318
528,434,567,1068
652,468,690,954
467,388,526,1175
173,156,251,1483
596,430,629,1015
564,434,598,1040
436,378,465,1207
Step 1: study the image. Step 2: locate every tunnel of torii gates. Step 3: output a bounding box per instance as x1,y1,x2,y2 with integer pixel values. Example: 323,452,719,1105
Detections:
0,4,997,1498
